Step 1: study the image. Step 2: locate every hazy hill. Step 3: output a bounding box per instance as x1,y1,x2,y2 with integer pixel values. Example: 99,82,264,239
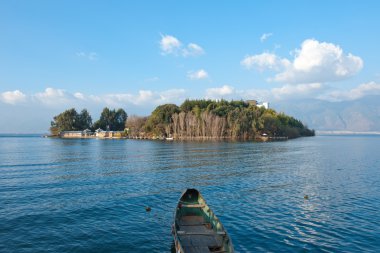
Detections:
273,95,380,132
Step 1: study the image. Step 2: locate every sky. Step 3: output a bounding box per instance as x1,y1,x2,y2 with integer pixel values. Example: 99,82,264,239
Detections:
1,1,380,133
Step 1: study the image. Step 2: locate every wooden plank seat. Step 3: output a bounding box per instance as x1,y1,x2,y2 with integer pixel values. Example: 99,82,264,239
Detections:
180,222,210,226
178,231,226,236
177,216,224,251
179,201,206,208
178,234,223,248
183,204,206,208
173,189,234,252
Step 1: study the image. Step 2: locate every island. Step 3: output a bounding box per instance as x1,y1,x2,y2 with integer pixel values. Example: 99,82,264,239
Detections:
49,99,315,140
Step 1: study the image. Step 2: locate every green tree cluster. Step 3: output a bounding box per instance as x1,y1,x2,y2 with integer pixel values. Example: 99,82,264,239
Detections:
93,108,128,131
142,99,315,139
50,107,127,135
144,104,180,135
50,108,92,134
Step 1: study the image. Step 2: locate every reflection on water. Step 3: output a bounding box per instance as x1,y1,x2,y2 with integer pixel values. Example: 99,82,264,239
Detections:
0,135,380,252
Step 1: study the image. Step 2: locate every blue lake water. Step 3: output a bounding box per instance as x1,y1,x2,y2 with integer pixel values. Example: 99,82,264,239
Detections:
0,135,379,252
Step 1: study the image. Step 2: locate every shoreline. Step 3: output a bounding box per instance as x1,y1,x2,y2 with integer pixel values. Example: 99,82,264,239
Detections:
316,131,380,135
49,135,291,142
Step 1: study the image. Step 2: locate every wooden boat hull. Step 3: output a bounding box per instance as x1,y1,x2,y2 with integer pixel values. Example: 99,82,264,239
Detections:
172,189,234,253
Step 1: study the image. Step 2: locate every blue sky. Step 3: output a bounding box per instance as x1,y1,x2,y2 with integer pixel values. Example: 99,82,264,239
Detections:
1,1,380,132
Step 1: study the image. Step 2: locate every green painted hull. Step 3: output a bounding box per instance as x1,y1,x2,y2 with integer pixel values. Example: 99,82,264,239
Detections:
172,189,234,253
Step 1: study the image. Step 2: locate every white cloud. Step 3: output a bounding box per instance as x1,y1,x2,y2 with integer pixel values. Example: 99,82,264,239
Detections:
187,69,209,80
243,39,363,84
74,92,85,100
244,81,380,102
1,87,187,108
206,85,235,99
87,89,186,107
272,83,324,100
159,35,182,55
241,52,290,71
233,83,324,101
275,39,363,83
2,80,380,124
0,90,26,104
204,85,269,101
183,43,205,57
34,88,73,106
101,90,153,106
158,89,186,102
76,52,98,61
236,88,272,102
321,82,380,101
159,34,204,57
102,92,147,107
260,33,273,42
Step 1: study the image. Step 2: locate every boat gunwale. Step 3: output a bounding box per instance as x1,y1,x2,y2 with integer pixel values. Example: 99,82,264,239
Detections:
172,188,234,253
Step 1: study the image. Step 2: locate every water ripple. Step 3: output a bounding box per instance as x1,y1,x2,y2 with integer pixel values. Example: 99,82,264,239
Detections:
1,136,380,252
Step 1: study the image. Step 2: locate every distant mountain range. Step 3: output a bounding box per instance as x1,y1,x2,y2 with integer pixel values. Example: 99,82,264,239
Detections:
273,95,380,132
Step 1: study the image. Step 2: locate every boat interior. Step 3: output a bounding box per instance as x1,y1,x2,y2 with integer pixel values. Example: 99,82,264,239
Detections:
174,189,231,253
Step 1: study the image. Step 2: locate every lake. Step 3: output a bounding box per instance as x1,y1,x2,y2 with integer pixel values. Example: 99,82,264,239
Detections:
0,135,379,252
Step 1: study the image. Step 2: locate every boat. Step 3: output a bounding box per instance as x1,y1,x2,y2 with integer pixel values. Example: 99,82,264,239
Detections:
172,189,234,253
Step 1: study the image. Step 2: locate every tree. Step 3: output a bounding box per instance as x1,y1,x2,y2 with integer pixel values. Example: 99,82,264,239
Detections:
143,99,315,139
49,101,315,139
261,112,281,136
93,107,128,131
76,109,92,130
93,107,111,130
50,108,94,135
125,115,148,136
115,108,128,131
50,108,79,133
49,125,60,136
145,104,180,135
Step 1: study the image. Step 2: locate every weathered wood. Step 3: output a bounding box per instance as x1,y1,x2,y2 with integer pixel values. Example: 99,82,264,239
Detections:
182,246,211,253
181,203,206,208
180,223,210,226
178,231,217,236
178,234,223,247
173,189,234,253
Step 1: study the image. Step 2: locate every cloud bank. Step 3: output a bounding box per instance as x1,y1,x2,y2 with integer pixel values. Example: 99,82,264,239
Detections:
0,87,187,108
2,81,379,111
0,90,26,104
206,85,234,99
320,82,380,101
1,81,379,134
203,81,380,102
